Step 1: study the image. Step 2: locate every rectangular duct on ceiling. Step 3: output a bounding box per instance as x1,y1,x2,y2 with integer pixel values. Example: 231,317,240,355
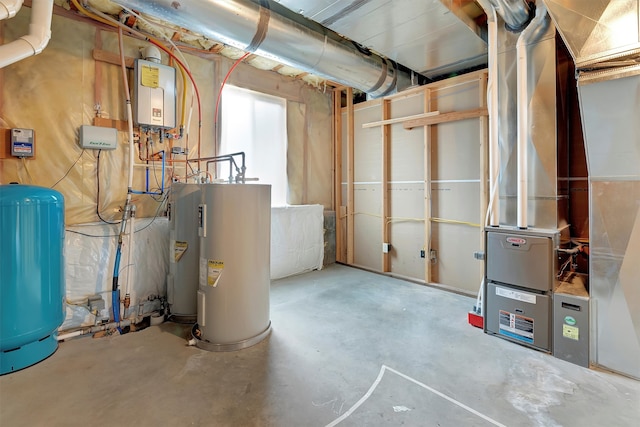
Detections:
545,0,640,67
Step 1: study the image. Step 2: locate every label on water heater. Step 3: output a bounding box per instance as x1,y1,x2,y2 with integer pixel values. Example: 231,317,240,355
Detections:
174,241,188,262
207,259,224,287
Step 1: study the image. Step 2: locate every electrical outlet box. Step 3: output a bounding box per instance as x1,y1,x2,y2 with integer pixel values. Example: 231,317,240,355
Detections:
420,250,425,258
80,125,117,150
134,59,176,129
88,295,105,312
382,243,391,253
11,128,35,157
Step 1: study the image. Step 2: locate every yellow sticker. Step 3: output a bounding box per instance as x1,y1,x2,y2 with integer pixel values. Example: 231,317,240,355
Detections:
563,324,579,341
141,65,159,88
174,241,188,262
207,260,224,287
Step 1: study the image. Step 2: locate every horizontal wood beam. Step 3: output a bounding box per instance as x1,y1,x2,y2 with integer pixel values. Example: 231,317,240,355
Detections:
93,117,129,132
404,107,488,130
362,111,440,128
92,49,135,68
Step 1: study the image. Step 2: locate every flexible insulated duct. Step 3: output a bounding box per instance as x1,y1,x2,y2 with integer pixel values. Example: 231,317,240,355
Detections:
488,0,531,32
114,0,411,96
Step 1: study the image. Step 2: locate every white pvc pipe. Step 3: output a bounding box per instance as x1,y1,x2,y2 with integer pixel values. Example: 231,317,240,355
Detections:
56,330,84,341
516,2,548,229
478,0,500,227
0,0,53,68
57,320,133,341
117,27,135,193
124,206,135,303
0,0,23,20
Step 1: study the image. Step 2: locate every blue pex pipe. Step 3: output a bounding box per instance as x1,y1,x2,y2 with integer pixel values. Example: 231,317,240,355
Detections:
112,242,123,333
132,152,165,196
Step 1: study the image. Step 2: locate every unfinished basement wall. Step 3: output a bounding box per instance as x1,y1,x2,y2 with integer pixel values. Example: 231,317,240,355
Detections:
338,71,488,294
0,8,333,223
0,7,332,328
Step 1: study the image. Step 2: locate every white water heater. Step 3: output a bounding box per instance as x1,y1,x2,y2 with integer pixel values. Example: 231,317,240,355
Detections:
167,183,201,321
195,184,271,351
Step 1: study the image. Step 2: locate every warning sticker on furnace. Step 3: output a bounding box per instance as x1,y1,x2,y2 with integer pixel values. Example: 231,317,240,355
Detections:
498,310,534,344
207,260,224,287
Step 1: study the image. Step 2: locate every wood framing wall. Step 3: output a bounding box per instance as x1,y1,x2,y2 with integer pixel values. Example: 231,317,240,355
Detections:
334,70,489,294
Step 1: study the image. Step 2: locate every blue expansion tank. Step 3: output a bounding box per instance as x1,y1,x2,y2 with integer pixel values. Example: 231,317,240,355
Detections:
0,183,65,374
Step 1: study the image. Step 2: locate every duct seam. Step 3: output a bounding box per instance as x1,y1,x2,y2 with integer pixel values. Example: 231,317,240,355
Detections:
246,2,271,53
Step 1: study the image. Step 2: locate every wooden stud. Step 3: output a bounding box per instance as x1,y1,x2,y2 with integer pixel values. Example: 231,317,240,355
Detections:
93,117,129,132
382,99,391,272
424,88,433,283
346,87,355,265
478,73,489,277
92,48,135,68
333,89,344,263
94,30,103,114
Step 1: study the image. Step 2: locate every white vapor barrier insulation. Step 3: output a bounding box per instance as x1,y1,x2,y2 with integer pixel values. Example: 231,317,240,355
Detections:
62,218,169,330
62,206,323,329
271,205,324,280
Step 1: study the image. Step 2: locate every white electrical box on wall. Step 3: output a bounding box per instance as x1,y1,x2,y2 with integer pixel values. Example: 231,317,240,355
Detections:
80,125,117,150
134,59,177,129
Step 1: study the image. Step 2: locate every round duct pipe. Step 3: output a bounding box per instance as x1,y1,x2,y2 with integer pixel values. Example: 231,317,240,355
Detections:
114,0,411,96
488,0,533,32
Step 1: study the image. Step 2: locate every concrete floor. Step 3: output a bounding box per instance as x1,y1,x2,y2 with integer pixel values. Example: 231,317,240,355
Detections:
1,264,639,426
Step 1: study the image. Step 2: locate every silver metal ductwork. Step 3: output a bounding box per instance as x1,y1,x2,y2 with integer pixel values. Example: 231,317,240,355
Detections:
489,0,532,31
545,0,640,68
545,0,640,379
495,5,561,230
114,0,411,96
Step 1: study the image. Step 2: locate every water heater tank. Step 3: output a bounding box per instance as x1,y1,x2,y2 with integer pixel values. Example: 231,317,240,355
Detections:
0,184,65,374
167,183,201,321
195,184,271,351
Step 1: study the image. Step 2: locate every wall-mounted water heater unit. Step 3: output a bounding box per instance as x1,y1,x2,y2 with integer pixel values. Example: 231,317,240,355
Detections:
133,58,176,129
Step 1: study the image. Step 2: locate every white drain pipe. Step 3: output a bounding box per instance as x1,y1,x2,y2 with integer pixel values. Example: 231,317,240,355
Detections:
478,0,500,227
0,0,23,20
516,2,549,229
0,0,53,68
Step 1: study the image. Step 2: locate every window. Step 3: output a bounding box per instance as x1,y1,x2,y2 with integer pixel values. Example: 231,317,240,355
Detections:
219,85,288,206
